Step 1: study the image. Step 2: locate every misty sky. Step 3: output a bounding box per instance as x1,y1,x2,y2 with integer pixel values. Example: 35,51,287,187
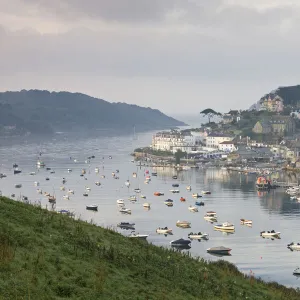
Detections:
1,0,300,115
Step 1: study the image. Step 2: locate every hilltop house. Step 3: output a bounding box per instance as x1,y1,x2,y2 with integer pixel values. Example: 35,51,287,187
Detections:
253,116,295,135
259,95,284,112
222,110,241,124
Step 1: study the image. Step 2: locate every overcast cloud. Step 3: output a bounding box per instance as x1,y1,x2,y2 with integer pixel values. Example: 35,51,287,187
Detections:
0,0,300,115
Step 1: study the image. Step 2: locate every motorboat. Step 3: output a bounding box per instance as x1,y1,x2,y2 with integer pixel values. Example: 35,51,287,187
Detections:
260,230,280,238
186,185,192,191
204,213,218,222
13,163,18,168
176,220,191,228
68,189,74,194
293,267,300,276
95,182,101,186
85,187,91,191
170,238,191,246
195,201,204,206
128,231,148,240
62,178,67,184
164,199,173,204
0,173,7,178
22,196,28,201
188,232,209,240
132,172,137,178
134,188,141,193
154,192,164,196
44,192,50,197
287,242,300,251
86,205,98,211
144,180,150,184
172,175,178,179
207,246,232,255
206,211,217,215
63,195,69,200
143,203,150,208
83,193,88,197
101,175,105,179
128,195,137,201
14,169,22,175
60,186,65,191
180,197,186,202
172,184,179,187
169,189,180,193
15,184,22,188
117,222,135,229
202,191,211,195
50,171,55,174
156,227,172,234
37,189,42,194
120,207,132,214
141,194,146,199
117,199,125,205
11,194,15,198
37,160,45,167
188,206,198,212
46,167,51,171
192,193,202,198
48,196,56,203
95,167,99,173
240,219,253,226
29,172,36,175
151,172,157,176
165,202,173,207
214,222,235,231
68,169,72,172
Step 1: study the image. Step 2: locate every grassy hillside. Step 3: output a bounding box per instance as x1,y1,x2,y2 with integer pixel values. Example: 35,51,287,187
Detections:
0,196,299,300
0,90,185,135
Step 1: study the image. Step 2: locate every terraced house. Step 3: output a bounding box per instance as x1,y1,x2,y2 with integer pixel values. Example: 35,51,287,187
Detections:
253,116,296,135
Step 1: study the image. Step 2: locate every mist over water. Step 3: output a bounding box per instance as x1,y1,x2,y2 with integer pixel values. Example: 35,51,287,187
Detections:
0,129,300,288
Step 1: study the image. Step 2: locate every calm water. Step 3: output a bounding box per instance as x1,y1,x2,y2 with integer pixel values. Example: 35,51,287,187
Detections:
1,131,300,288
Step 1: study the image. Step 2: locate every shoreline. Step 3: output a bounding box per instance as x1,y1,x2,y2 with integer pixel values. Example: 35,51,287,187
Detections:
1,195,300,299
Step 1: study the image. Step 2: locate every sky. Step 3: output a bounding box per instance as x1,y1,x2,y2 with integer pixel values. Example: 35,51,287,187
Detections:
1,0,300,116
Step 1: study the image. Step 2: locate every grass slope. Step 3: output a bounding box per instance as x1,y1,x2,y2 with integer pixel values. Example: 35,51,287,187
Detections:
0,196,299,300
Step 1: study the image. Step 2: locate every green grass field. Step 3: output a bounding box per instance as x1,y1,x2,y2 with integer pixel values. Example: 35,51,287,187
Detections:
0,196,299,299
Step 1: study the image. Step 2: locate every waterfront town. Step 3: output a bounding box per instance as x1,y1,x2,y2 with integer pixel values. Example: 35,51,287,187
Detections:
134,95,300,174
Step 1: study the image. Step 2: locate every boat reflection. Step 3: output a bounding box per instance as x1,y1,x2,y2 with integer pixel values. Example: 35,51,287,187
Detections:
171,244,191,250
208,252,232,258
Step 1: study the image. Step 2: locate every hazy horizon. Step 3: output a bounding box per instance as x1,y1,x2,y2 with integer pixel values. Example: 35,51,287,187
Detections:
1,1,300,114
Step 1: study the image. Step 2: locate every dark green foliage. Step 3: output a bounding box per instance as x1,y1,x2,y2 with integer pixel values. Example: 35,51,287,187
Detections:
200,108,221,123
134,147,173,157
0,90,185,135
174,149,186,164
0,196,299,300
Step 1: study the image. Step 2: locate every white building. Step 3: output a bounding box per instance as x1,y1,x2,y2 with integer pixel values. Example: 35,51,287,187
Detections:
151,131,204,154
206,133,234,149
218,141,237,153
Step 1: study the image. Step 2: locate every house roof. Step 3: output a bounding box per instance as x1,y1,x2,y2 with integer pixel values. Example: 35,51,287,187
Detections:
219,141,235,145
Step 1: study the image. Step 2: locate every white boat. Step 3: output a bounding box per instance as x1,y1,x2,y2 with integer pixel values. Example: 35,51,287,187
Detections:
188,232,209,240
128,231,148,240
120,207,131,214
125,181,130,187
44,192,50,196
176,220,191,228
214,222,235,231
85,187,91,191
143,202,150,208
204,211,218,222
29,172,36,175
287,242,300,251
144,180,150,184
37,189,43,194
117,199,125,205
240,219,253,225
260,230,280,238
186,185,192,191
68,169,72,172
63,195,69,200
95,168,99,173
37,160,45,167
60,186,65,191
95,182,101,186
68,189,74,194
141,194,146,199
293,267,300,276
34,181,39,186
188,206,198,212
156,227,172,234
15,184,22,188
128,195,137,201
134,188,141,193
192,193,201,198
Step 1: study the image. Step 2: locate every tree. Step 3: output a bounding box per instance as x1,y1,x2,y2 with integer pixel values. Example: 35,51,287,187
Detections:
200,108,221,123
174,149,186,165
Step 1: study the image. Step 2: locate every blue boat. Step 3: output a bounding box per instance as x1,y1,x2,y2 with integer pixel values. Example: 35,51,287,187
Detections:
195,201,205,206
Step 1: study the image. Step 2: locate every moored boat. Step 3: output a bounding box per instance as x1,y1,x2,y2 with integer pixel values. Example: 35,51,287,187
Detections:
186,185,192,191
170,238,191,246
117,222,135,229
143,202,150,208
260,230,280,238
120,207,132,214
154,192,164,196
15,184,22,188
188,205,198,212
117,199,125,205
128,231,148,240
287,242,300,251
214,222,235,231
188,232,209,240
195,201,204,206
202,191,211,195
192,193,202,198
240,219,253,226
86,205,98,211
176,220,191,228
207,246,231,255
180,197,186,202
156,227,172,234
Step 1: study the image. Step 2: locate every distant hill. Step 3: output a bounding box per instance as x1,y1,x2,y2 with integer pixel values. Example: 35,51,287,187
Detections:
0,90,186,135
250,85,300,111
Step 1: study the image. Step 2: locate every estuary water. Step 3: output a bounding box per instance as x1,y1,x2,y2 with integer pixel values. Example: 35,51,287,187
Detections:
0,131,300,288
